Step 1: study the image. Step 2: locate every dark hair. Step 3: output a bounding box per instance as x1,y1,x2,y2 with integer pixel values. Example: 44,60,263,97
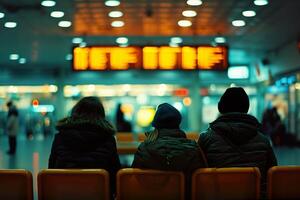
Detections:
71,96,105,120
6,101,13,107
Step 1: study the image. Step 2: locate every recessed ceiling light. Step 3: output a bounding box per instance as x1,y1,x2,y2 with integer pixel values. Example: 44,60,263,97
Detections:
41,0,56,7
108,11,123,18
105,0,120,7
170,37,183,44
232,20,246,27
178,20,192,27
242,10,256,17
0,12,5,19
65,54,72,61
50,11,64,18
58,21,72,27
4,22,17,28
9,54,19,60
186,0,202,6
116,37,128,44
111,20,124,27
19,58,26,64
182,10,197,17
214,37,226,43
254,0,268,6
72,37,83,44
79,42,87,47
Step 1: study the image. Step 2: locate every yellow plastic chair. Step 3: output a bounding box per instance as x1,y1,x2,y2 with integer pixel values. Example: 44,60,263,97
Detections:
0,169,33,200
192,167,261,200
38,169,109,200
268,166,300,200
117,168,185,200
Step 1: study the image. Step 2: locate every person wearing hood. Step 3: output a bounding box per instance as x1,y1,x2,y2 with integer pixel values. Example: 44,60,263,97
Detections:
198,87,277,199
48,96,121,197
132,103,207,199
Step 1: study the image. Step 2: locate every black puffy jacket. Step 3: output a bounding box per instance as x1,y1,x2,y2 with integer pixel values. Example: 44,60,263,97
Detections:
132,129,207,199
198,113,277,199
48,117,121,196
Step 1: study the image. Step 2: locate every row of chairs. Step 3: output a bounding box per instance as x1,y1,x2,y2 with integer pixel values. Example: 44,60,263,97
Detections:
0,166,299,200
116,132,199,142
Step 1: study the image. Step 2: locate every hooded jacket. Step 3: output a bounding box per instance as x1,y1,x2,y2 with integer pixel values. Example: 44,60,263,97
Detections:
198,113,277,198
48,117,121,195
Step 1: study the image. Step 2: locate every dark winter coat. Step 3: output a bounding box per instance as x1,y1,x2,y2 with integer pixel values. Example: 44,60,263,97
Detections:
198,113,277,199
132,129,207,199
48,117,121,196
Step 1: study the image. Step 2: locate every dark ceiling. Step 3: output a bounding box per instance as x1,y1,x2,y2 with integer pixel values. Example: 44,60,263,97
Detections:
0,0,299,70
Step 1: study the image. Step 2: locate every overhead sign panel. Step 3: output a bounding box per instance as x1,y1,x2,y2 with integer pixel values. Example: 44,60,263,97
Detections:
73,46,228,71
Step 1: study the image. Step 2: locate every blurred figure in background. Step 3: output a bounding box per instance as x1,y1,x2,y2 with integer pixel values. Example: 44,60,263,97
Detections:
6,101,19,155
115,103,132,132
48,96,121,198
132,103,207,199
198,87,277,199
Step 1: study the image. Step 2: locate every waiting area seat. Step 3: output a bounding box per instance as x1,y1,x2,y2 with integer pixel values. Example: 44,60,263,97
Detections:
186,132,200,141
117,168,185,200
116,132,135,142
38,169,109,200
192,167,261,200
137,132,147,142
0,169,33,200
268,166,300,200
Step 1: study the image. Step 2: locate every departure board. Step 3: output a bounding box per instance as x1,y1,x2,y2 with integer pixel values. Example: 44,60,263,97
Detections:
73,46,228,71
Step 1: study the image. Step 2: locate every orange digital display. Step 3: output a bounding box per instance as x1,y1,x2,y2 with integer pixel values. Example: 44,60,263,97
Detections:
73,46,228,70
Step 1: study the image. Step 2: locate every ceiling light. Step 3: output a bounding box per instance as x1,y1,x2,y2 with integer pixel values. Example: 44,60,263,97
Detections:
242,10,256,17
105,0,120,7
19,58,26,64
79,42,87,47
50,11,64,18
116,37,128,44
65,54,72,61
254,0,268,6
182,10,197,17
41,0,56,7
187,0,202,6
4,22,17,28
111,20,124,27
170,37,183,44
178,20,192,27
169,42,179,47
214,37,226,43
58,21,72,27
72,37,83,44
9,54,19,60
232,20,246,27
108,11,123,18
0,12,4,19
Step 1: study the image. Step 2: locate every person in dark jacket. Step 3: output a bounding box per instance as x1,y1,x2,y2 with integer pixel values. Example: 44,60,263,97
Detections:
48,96,121,198
132,103,207,199
198,87,277,199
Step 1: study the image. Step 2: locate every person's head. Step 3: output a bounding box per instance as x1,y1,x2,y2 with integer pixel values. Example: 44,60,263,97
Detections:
6,101,13,108
152,103,182,129
71,96,105,120
218,87,249,114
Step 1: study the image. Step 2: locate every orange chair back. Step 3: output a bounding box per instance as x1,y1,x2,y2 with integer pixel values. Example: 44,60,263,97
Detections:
268,166,300,200
38,169,109,200
116,132,135,142
192,167,260,200
117,168,185,200
0,169,33,200
186,132,199,141
137,133,147,142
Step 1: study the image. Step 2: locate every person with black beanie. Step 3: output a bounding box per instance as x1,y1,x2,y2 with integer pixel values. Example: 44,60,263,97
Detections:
132,103,207,199
198,87,277,199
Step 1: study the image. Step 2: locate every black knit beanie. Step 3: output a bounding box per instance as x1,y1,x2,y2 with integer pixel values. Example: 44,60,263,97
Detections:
218,87,249,114
152,103,182,129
